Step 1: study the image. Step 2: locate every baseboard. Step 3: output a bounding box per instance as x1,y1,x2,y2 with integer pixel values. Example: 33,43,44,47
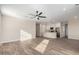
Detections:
0,39,19,44
68,38,79,40
0,37,36,44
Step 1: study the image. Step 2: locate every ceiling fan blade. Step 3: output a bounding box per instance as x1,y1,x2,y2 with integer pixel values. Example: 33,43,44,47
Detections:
30,17,34,19
75,4,79,6
32,16,36,18
39,12,42,15
29,14,36,16
39,16,46,18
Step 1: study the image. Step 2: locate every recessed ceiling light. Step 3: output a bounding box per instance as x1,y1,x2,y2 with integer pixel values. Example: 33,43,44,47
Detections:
74,16,77,19
63,8,66,11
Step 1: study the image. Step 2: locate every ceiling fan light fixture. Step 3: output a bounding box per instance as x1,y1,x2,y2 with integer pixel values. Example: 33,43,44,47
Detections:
29,10,46,20
36,11,38,13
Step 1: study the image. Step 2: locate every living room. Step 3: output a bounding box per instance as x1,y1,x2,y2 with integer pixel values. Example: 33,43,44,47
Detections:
0,4,79,55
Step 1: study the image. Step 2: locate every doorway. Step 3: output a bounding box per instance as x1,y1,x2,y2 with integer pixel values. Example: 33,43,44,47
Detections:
65,24,68,38
36,23,40,37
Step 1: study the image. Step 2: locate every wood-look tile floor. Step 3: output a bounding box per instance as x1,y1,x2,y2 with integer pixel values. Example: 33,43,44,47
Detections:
0,37,79,55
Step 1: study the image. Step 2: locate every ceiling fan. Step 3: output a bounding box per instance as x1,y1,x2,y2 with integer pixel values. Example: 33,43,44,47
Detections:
75,4,79,7
75,4,79,6
29,11,46,20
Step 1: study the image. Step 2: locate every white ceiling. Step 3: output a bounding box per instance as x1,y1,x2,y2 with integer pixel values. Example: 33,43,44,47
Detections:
0,4,79,23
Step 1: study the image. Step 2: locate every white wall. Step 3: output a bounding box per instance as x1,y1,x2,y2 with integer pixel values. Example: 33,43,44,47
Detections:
0,10,1,40
40,23,47,36
68,18,79,40
1,15,36,43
